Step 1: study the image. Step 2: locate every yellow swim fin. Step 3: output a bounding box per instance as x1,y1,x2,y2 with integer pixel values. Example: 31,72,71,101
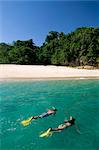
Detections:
39,128,52,138
21,117,33,126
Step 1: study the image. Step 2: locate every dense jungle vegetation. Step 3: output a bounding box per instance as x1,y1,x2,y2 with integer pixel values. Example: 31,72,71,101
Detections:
0,27,99,66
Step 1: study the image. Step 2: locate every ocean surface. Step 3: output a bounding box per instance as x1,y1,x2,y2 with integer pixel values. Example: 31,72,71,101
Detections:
0,79,99,150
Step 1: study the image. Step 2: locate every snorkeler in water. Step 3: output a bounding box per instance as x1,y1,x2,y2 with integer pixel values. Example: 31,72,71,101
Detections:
50,116,76,132
32,108,57,119
21,107,57,126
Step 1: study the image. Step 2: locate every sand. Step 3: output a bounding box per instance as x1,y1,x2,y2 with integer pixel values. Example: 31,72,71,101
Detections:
0,64,99,80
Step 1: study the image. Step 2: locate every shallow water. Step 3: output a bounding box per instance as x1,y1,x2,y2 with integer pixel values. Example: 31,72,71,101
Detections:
0,79,99,150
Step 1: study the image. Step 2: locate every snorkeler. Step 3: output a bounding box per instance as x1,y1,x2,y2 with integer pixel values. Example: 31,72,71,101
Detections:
21,107,57,126
32,108,57,120
50,116,76,132
39,116,76,137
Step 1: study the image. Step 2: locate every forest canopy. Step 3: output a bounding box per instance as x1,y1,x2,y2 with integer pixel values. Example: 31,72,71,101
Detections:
0,27,99,67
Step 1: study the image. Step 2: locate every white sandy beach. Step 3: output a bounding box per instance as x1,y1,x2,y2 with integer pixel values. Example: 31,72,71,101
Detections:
0,65,99,80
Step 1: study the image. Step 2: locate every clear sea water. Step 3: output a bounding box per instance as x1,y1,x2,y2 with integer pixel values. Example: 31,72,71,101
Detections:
0,79,99,150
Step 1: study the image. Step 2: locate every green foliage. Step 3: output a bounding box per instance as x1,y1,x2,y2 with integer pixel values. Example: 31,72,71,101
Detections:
8,46,36,64
0,27,99,66
45,31,59,44
0,43,12,63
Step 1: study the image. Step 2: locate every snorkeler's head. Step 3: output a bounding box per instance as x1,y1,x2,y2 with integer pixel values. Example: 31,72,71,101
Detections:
70,116,76,123
52,107,58,112
54,108,58,112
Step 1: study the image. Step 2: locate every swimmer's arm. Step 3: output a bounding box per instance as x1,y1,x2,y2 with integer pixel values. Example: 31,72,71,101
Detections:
74,125,82,134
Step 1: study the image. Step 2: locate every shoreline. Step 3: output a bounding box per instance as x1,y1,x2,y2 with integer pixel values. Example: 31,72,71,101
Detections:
0,76,99,81
0,64,99,81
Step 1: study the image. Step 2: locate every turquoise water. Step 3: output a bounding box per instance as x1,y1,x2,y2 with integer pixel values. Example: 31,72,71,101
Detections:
0,79,99,150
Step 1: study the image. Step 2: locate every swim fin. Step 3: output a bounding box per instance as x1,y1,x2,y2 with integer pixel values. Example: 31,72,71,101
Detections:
39,128,52,138
21,117,33,126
